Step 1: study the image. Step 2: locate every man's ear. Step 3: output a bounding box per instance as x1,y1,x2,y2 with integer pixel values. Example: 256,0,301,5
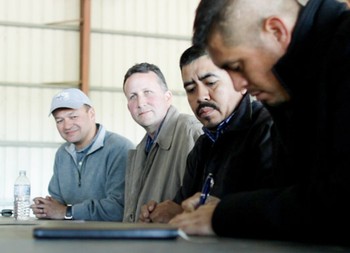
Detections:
165,90,173,103
263,16,291,51
89,107,96,119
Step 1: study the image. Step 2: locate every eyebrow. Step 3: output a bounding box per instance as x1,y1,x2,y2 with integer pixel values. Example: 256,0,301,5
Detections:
183,73,218,87
198,73,217,81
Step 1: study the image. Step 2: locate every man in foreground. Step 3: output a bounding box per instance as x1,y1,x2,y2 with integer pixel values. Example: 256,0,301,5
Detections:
171,0,350,244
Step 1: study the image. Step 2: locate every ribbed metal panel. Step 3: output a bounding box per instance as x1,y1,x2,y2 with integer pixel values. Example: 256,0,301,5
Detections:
0,0,200,207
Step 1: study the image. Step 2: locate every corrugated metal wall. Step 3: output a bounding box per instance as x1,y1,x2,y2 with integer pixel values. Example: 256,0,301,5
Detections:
0,0,200,209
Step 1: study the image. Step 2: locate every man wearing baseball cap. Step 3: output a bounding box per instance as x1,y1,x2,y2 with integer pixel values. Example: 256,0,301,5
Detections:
48,88,93,116
31,88,134,221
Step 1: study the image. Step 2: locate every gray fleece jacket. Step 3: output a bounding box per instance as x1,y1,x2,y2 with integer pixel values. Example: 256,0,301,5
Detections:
48,124,134,221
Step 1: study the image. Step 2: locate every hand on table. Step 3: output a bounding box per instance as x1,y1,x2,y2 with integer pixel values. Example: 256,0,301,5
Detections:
169,192,220,235
139,199,183,223
30,196,66,219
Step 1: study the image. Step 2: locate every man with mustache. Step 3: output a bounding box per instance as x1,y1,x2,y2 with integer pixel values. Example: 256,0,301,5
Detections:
139,46,275,223
122,62,203,222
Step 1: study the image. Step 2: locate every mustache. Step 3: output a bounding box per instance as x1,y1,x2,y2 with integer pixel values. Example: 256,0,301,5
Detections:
196,102,219,115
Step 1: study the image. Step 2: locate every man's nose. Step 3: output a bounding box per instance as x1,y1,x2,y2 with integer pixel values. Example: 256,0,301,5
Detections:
196,85,210,103
137,95,147,107
63,119,73,129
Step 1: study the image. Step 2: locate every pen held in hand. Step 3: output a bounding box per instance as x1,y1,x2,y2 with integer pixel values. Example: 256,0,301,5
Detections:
198,173,214,206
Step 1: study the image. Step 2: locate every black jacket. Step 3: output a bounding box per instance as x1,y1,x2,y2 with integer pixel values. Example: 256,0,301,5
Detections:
174,94,274,203
212,0,350,244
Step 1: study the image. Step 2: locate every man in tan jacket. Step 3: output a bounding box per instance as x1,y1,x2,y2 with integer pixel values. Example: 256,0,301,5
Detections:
122,62,203,222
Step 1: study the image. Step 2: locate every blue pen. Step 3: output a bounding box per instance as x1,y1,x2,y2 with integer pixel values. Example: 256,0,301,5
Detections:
199,173,214,205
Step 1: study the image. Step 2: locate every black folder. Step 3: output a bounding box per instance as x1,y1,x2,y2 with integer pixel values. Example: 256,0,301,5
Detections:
33,221,179,240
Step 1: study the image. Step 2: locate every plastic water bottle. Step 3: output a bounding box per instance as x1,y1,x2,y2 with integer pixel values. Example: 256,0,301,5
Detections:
13,170,31,220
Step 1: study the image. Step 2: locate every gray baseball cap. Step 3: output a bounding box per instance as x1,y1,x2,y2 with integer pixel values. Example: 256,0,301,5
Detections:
49,88,92,116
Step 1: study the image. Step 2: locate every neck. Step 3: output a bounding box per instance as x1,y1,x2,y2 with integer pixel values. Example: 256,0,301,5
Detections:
75,124,97,150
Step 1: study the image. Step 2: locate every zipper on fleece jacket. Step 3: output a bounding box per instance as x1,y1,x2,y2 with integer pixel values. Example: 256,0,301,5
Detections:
77,160,83,187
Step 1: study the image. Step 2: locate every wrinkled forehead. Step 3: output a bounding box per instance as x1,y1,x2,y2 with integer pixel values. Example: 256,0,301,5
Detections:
188,56,223,78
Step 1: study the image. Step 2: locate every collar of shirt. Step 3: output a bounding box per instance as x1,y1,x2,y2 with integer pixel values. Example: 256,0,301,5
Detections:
145,120,165,155
203,112,235,143
75,124,100,162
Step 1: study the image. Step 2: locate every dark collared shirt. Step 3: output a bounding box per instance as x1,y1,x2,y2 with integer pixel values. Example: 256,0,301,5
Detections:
203,112,235,143
145,120,165,155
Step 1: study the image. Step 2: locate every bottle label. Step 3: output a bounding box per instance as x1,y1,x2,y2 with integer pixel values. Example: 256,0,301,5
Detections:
14,185,30,196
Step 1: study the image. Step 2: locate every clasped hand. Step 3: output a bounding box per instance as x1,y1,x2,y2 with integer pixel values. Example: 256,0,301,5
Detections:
139,199,183,223
30,196,66,219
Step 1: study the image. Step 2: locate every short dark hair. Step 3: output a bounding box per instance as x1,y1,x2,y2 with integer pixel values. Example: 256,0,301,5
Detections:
179,45,208,70
123,62,168,91
192,0,228,47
